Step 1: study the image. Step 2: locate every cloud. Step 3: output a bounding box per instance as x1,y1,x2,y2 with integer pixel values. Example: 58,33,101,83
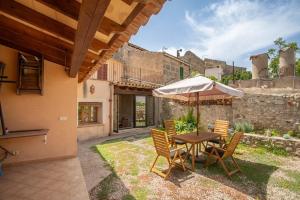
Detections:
184,0,300,64
158,46,187,57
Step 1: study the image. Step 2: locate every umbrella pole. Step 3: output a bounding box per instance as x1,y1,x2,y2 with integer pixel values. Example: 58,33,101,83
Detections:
196,92,199,156
196,92,199,136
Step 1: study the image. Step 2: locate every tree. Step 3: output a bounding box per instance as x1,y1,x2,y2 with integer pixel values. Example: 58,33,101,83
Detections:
296,58,300,76
268,37,299,77
221,70,252,85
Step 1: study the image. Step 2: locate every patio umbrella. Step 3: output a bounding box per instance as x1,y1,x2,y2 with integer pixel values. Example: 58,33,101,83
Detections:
153,75,244,135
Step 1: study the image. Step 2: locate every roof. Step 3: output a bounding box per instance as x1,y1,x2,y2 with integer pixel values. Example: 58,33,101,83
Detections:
128,43,148,51
162,52,191,66
0,0,165,82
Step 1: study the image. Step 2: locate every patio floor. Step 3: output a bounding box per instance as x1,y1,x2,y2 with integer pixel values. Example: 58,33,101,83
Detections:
0,158,89,200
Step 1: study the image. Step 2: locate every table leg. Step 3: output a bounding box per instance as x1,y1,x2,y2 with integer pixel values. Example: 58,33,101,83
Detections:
192,144,195,171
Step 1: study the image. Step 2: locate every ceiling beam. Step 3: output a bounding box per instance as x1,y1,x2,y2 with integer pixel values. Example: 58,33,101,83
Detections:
79,3,147,82
0,0,108,52
70,0,111,77
0,14,99,68
0,25,69,67
37,0,126,36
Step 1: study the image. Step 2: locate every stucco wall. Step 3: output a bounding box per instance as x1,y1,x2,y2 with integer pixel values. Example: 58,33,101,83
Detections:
77,80,112,140
0,45,77,164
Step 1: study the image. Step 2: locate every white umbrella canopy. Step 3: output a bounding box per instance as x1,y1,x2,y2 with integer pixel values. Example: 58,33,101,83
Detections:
153,75,244,101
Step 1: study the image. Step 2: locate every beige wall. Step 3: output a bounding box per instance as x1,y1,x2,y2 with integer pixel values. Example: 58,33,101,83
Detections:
77,80,112,140
0,45,78,164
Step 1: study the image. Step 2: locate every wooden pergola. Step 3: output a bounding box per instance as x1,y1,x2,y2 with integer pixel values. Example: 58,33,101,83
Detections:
0,0,165,82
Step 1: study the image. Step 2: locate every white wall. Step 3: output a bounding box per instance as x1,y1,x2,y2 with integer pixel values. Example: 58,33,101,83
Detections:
205,67,223,80
77,80,112,141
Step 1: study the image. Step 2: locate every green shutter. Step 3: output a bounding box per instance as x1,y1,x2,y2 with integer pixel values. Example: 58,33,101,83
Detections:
180,67,184,80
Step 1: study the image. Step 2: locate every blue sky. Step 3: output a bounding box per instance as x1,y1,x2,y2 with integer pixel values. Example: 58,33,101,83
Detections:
130,0,300,70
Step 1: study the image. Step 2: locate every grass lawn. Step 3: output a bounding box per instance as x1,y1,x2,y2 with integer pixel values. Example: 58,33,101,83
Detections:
93,134,300,200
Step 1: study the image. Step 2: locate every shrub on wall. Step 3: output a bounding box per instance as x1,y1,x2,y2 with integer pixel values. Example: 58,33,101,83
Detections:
234,121,254,133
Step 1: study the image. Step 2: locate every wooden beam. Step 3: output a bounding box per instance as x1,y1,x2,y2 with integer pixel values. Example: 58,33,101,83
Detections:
70,0,111,77
99,17,126,35
36,0,80,20
122,0,149,5
0,0,108,52
0,26,69,67
0,14,99,67
0,14,72,52
37,0,126,36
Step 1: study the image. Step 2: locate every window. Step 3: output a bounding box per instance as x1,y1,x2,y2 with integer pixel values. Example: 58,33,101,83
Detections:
78,102,102,125
179,66,184,80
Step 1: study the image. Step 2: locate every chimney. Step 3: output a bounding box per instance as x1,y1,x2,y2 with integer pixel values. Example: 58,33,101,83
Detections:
279,47,295,77
250,53,269,79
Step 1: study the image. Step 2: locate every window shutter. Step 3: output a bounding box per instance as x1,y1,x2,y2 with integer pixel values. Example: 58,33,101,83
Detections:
97,64,108,80
180,67,184,80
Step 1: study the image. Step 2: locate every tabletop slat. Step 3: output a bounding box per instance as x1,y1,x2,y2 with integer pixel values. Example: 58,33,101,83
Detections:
172,132,219,144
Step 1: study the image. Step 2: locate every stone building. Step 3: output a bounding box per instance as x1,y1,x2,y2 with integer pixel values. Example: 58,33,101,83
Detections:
181,52,247,80
113,43,192,84
180,50,205,74
250,53,269,79
279,46,296,77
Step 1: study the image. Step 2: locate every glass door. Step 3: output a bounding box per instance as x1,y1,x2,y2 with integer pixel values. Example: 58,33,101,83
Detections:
135,96,146,127
146,96,154,126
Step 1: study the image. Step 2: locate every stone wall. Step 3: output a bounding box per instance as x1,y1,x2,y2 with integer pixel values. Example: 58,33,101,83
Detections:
242,133,300,157
159,90,300,132
159,99,233,129
233,92,300,131
162,54,190,84
230,77,300,89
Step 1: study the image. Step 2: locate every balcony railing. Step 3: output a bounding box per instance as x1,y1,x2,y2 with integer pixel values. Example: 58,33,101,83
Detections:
91,59,164,86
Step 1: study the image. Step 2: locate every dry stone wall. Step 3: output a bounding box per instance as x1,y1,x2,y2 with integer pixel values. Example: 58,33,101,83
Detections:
233,93,300,131
159,92,300,132
242,133,300,157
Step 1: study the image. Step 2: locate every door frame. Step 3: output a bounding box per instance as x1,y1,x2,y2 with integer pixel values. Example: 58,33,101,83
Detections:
133,95,147,128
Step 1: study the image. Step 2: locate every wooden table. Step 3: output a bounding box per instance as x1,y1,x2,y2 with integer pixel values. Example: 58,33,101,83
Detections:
173,132,220,171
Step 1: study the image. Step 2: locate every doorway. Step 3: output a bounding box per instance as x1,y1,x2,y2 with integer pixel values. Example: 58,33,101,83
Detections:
134,96,146,127
113,94,155,132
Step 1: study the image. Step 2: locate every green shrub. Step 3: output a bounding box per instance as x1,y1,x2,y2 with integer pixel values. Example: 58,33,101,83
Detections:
175,109,197,133
287,130,296,137
234,121,254,133
175,120,187,132
271,129,281,137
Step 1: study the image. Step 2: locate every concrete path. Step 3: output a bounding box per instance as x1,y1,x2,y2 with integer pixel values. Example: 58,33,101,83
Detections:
78,127,151,192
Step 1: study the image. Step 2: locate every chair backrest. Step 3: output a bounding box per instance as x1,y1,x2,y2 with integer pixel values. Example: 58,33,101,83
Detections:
151,129,170,158
214,120,229,139
223,132,244,158
164,120,177,141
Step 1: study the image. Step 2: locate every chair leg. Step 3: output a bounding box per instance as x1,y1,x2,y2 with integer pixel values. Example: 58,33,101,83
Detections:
205,150,214,168
218,158,231,177
165,154,176,180
150,155,159,172
231,156,241,172
178,152,186,171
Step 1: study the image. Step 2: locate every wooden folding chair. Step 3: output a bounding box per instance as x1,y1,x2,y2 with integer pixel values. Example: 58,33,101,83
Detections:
150,129,186,180
205,132,243,177
208,120,229,147
164,120,188,150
